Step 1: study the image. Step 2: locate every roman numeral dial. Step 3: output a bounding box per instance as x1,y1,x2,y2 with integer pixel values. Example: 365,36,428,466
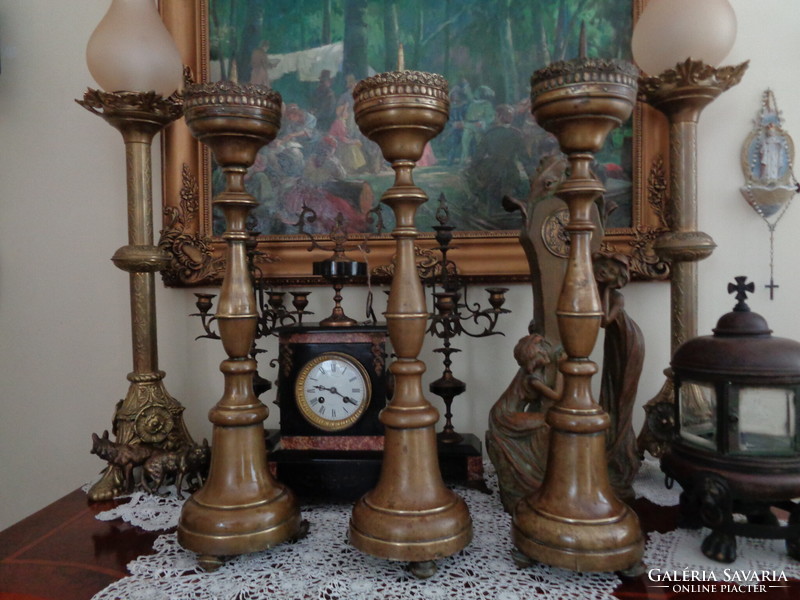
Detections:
295,352,371,431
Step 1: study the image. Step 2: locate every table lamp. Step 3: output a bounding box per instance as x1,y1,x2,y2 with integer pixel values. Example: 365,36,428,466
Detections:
633,0,748,453
78,0,194,502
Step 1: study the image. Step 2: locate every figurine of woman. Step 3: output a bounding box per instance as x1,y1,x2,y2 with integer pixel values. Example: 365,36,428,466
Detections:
593,252,644,501
486,332,563,513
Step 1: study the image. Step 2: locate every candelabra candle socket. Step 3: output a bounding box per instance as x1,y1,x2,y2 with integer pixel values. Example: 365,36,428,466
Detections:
194,292,216,314
486,288,509,312
290,291,311,315
348,70,472,575
177,81,304,570
511,57,644,574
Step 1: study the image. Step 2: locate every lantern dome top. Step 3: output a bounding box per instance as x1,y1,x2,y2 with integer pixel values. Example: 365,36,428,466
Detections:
672,277,800,381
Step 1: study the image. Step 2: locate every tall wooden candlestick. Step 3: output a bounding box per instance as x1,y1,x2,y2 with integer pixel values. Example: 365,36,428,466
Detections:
348,70,472,578
511,57,644,573
177,82,304,571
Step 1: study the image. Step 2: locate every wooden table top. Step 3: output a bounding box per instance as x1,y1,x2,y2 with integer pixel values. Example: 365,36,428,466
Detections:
1,488,798,599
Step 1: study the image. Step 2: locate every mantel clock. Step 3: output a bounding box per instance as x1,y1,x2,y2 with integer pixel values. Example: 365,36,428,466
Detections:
268,323,389,499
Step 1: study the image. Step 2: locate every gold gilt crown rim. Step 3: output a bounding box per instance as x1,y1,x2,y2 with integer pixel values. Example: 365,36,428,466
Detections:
183,81,282,111
353,70,449,106
531,58,639,96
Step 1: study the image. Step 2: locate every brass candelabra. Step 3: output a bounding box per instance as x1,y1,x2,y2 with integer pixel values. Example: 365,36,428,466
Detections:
426,196,509,444
77,89,194,501
511,56,644,573
177,81,304,570
347,69,472,578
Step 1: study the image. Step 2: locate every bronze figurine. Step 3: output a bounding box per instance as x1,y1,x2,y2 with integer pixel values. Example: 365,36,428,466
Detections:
486,333,562,513
594,252,644,502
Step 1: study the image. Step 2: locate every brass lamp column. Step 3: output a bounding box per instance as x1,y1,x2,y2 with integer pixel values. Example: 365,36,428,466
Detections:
638,61,747,412
348,70,472,578
632,0,748,437
177,82,303,570
511,57,644,573
79,91,191,501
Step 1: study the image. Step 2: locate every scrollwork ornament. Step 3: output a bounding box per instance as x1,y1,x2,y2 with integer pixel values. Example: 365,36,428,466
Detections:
159,164,223,286
77,88,183,122
604,228,670,281
372,244,447,281
647,154,670,229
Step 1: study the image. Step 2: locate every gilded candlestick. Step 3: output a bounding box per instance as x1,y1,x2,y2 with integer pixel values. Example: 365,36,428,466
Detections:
348,70,472,577
511,57,644,573
177,81,304,570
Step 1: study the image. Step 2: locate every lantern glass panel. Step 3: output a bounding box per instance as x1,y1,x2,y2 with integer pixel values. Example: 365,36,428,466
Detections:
732,387,796,455
679,381,717,450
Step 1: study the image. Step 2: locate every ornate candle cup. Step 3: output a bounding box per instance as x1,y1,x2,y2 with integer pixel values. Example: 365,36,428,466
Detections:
511,58,644,573
348,71,472,578
177,81,303,570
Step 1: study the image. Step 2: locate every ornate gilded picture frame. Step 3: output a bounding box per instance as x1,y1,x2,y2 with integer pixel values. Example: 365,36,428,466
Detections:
159,0,668,287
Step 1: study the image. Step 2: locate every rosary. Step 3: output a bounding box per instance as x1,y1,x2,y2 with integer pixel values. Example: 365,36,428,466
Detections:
740,89,799,300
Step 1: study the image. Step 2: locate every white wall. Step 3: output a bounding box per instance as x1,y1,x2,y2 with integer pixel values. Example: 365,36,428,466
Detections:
1,0,798,530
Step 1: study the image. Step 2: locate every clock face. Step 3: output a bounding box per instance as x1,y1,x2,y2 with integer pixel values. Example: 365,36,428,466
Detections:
295,352,372,431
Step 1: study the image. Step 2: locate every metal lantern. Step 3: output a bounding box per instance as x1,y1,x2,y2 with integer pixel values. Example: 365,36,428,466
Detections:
663,276,800,563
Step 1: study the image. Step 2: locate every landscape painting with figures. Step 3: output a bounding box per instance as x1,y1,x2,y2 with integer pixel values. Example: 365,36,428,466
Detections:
207,0,635,238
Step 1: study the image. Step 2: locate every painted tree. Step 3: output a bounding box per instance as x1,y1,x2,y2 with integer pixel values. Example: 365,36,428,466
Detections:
343,0,369,80
383,0,400,71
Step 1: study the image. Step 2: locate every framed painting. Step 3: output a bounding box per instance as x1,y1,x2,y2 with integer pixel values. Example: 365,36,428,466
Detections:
159,0,669,287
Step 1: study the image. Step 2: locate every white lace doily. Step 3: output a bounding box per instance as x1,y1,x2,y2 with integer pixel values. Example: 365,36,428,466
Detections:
633,456,681,507
645,527,800,582
94,487,183,531
90,466,622,600
95,458,796,600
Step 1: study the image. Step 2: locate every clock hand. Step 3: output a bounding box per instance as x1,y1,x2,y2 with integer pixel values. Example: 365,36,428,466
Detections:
313,385,359,405
314,384,348,398
313,384,339,395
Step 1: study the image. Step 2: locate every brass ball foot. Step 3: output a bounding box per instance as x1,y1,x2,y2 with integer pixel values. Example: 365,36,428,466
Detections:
291,519,311,543
617,561,647,580
197,555,225,572
511,547,535,569
409,561,437,579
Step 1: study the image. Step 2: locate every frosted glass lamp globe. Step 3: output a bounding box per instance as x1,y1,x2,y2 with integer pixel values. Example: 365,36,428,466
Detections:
631,0,737,76
86,0,183,96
